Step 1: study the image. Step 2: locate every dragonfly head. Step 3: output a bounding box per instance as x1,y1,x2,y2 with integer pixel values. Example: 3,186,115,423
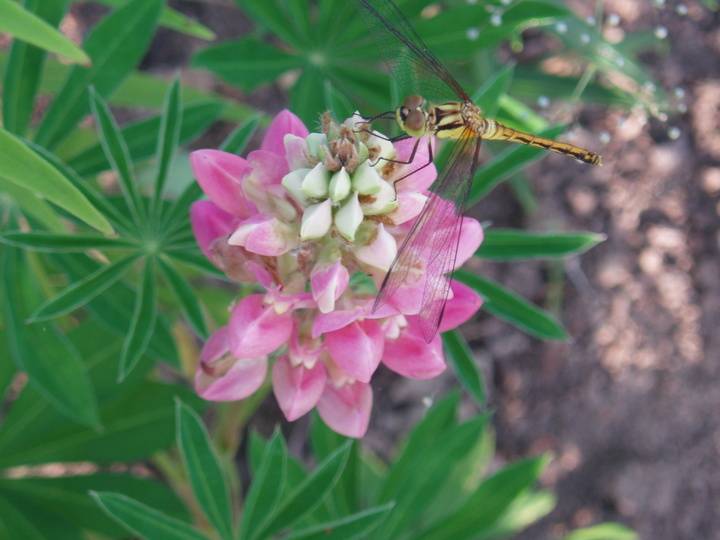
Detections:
397,95,429,137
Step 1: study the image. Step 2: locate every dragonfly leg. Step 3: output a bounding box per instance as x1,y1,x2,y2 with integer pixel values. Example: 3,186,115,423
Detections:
390,138,434,194
370,136,422,167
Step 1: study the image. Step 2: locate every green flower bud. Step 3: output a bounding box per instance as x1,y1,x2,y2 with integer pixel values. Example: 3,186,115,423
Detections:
300,199,332,240
352,160,383,195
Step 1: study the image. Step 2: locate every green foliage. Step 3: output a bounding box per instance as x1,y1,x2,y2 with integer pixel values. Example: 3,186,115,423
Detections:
0,1,650,538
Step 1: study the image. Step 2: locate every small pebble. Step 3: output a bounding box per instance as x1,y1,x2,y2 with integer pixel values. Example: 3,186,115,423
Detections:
466,27,480,40
580,33,591,44
607,13,621,26
676,3,688,15
668,127,681,140
555,21,568,34
674,87,686,99
537,95,550,108
599,131,611,144
490,12,503,26
654,26,668,39
586,15,596,25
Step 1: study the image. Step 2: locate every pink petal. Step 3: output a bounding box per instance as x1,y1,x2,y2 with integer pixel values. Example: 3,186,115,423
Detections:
312,306,365,338
284,134,310,170
393,136,437,193
194,327,267,401
317,381,373,438
454,218,484,269
324,320,384,383
247,150,289,186
272,356,327,421
439,280,483,332
229,294,293,358
382,323,446,379
261,110,309,156
190,200,237,260
389,192,427,225
190,150,256,217
229,214,296,257
311,260,350,314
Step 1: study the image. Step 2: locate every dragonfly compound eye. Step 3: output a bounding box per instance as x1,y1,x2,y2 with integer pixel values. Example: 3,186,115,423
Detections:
405,109,426,131
403,95,425,109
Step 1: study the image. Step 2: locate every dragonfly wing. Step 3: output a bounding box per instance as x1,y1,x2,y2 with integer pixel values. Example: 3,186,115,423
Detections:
375,132,481,341
357,0,470,102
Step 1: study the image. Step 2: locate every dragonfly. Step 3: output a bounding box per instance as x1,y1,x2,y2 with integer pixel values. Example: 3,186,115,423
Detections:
357,0,602,342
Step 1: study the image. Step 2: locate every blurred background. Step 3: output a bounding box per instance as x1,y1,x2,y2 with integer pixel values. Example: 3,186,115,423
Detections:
4,0,719,538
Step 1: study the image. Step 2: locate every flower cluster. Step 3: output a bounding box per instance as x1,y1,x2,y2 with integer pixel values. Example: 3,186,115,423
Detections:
189,110,483,437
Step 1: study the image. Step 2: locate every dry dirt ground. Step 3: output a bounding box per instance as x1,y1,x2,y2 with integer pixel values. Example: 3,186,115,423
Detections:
76,1,719,538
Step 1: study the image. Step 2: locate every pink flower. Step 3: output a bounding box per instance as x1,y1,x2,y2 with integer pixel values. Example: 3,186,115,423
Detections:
195,327,267,401
189,110,485,438
311,260,350,314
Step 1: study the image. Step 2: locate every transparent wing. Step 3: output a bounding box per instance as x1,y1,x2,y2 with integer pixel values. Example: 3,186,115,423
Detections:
356,0,470,103
374,132,481,341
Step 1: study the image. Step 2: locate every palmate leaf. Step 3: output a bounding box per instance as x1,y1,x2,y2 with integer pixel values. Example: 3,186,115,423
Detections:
89,89,144,223
455,270,568,341
0,0,89,64
442,331,485,406
34,0,163,150
152,78,183,216
158,258,207,338
221,115,261,154
119,258,157,380
1,248,100,429
0,176,64,232
29,254,139,322
0,128,113,234
67,101,223,178
0,231,136,252
91,492,206,540
175,400,233,540
93,0,215,40
0,496,45,540
286,503,396,540
1,0,68,136
416,456,550,540
255,442,352,539
563,523,638,540
242,431,288,540
0,473,190,539
476,229,605,260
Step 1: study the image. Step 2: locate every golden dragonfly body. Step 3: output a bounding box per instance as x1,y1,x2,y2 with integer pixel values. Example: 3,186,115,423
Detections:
396,95,602,166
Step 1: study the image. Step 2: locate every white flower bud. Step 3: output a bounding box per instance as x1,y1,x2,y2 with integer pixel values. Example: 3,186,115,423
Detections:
281,168,311,206
301,162,329,199
306,133,327,160
352,160,383,195
334,192,364,242
354,223,397,271
300,199,332,240
328,167,352,202
361,179,398,216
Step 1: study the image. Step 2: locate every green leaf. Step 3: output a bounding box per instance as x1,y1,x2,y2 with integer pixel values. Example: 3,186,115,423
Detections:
119,258,157,380
0,0,89,64
95,0,215,40
89,88,143,223
563,523,638,540
91,492,206,540
476,230,606,260
152,78,182,214
379,392,460,502
0,231,136,252
67,101,223,178
1,248,101,428
162,182,203,233
158,258,207,338
455,270,568,341
34,0,163,149
0,496,45,540
234,0,306,48
475,490,556,540
0,473,190,538
1,0,68,136
473,64,515,118
286,503,396,540
376,415,489,538
26,140,136,234
242,431,288,540
324,80,354,122
192,37,299,91
416,456,550,540
220,115,261,154
469,125,566,205
175,400,233,540
29,255,139,322
256,442,352,539
0,176,64,232
0,128,113,233
443,331,485,406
